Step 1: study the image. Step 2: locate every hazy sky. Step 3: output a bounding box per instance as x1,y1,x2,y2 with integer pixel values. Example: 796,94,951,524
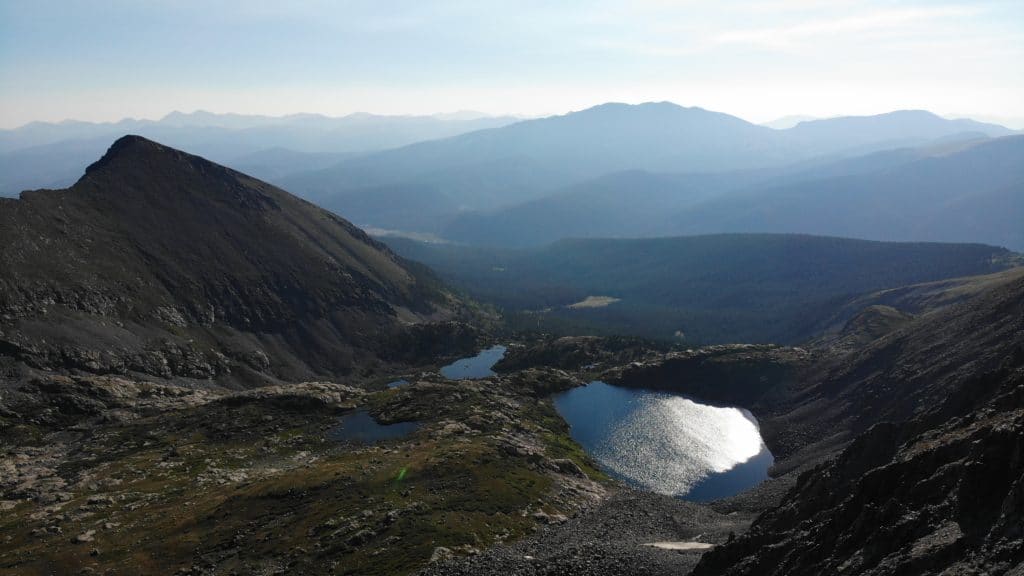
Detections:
1,0,1022,128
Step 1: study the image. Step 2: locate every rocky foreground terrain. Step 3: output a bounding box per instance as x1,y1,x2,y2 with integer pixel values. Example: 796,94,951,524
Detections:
0,363,616,575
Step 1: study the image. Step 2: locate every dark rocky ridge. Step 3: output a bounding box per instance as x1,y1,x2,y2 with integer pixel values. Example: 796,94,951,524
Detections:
690,270,1024,575
0,135,478,385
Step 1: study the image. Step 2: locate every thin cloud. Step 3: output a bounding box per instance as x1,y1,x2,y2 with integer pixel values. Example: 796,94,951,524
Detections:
714,5,982,50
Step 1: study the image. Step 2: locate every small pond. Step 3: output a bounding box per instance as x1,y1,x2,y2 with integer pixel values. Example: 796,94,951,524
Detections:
327,410,419,445
554,381,773,501
440,345,507,380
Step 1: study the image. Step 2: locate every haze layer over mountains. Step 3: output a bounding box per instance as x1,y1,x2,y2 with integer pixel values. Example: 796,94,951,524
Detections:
0,111,516,196
3,102,1021,252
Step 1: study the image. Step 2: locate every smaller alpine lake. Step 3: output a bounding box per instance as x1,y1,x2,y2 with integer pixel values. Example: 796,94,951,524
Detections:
554,381,773,501
327,410,420,445
440,345,507,379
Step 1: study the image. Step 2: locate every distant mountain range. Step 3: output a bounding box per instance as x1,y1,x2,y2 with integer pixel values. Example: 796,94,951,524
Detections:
444,135,1024,250
4,103,1018,252
761,115,820,129
0,110,517,196
0,136,478,385
0,109,518,154
278,103,1014,237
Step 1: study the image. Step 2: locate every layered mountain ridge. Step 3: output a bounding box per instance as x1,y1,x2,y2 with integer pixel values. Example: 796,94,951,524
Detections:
0,111,517,196
443,135,1024,250
281,103,1016,236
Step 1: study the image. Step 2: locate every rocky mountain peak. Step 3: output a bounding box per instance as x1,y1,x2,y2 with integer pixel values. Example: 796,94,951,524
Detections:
0,135,477,385
84,134,184,174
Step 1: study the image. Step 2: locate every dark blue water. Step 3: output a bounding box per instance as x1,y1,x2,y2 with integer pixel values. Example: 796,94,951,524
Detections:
440,345,507,379
327,410,419,445
554,381,773,501
386,379,410,389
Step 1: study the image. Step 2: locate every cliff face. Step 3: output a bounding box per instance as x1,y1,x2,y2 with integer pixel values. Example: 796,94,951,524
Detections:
0,135,476,385
693,273,1024,575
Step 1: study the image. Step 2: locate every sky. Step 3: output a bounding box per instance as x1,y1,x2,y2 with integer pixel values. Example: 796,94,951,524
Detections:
1,0,1023,129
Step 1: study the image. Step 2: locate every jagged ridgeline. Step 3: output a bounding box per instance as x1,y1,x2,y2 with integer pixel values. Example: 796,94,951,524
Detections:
0,136,479,385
